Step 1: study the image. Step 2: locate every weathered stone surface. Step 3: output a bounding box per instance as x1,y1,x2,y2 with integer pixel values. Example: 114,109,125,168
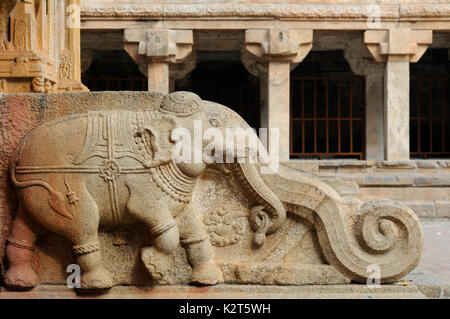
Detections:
0,92,424,295
377,161,416,169
414,175,450,187
0,284,426,299
281,160,318,174
416,284,442,298
243,29,313,161
320,179,360,199
361,187,450,203
345,48,384,161
403,202,436,218
438,160,450,168
361,175,414,187
124,29,194,94
0,0,87,93
363,29,432,161
444,284,450,298
435,201,450,218
415,160,440,169
365,29,432,63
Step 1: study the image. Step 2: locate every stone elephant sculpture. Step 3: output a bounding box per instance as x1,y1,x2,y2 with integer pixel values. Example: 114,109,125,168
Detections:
4,91,286,289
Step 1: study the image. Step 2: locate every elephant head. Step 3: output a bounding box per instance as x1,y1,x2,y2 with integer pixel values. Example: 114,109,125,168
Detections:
145,91,286,247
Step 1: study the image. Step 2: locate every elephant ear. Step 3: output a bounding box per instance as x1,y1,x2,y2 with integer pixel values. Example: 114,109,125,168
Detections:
137,116,176,167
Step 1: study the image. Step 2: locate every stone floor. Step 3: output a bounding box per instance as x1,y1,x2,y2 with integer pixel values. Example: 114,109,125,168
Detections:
0,284,426,299
404,219,450,298
0,218,448,298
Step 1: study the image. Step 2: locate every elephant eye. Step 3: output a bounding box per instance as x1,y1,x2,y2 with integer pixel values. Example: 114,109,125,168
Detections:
209,119,219,128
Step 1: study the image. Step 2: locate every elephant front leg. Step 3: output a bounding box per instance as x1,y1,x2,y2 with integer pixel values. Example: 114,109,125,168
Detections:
126,185,180,283
178,204,224,286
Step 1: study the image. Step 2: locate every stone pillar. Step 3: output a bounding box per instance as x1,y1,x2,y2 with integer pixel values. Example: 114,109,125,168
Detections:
364,29,432,161
124,29,193,94
345,48,385,161
241,49,268,131
259,74,268,130
147,62,169,93
138,51,196,93
244,29,313,161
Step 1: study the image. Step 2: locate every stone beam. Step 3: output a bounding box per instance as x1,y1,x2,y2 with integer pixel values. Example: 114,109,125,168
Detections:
245,29,313,161
364,29,432,161
124,29,193,94
365,29,433,63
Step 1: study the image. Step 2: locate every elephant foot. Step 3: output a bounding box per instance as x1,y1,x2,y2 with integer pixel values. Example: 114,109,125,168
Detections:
80,267,114,289
190,262,224,286
141,246,171,284
4,265,40,290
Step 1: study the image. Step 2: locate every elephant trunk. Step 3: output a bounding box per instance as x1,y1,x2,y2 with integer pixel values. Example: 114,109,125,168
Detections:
231,162,286,247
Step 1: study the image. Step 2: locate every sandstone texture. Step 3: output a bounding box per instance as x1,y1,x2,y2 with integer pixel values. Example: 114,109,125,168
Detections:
0,92,424,294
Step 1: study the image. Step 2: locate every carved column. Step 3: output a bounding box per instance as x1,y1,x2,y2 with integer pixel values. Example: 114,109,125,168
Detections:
244,29,313,161
344,48,385,161
138,51,196,93
124,29,193,94
57,0,88,92
0,0,87,93
241,50,268,131
364,29,432,161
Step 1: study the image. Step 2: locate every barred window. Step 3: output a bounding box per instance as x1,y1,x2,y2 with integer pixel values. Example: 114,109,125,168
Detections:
290,76,365,159
410,48,450,159
82,50,147,91
410,76,450,158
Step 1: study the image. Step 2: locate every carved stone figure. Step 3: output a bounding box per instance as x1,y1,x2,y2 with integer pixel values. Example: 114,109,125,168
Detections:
3,91,423,292
0,0,17,51
0,0,87,93
3,91,286,289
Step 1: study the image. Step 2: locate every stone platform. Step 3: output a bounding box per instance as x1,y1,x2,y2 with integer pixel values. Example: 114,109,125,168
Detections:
0,284,426,299
404,219,450,298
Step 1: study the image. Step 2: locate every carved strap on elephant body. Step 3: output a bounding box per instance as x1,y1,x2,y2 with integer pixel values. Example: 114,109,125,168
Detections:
261,165,423,283
9,145,74,219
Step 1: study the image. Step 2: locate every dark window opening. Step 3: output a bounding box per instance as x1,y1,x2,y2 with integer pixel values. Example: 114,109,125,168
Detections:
81,50,260,131
82,50,147,91
410,48,450,159
290,51,365,160
177,51,260,130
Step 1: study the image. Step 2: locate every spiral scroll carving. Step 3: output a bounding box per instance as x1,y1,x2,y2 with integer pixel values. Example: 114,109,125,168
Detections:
260,165,424,284
360,201,402,253
313,198,423,284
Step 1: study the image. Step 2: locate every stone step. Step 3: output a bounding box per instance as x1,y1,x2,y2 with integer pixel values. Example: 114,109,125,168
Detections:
0,284,426,299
